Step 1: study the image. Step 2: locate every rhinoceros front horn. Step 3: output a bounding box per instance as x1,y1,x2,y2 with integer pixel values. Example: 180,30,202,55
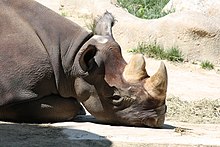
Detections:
144,62,168,100
122,54,149,83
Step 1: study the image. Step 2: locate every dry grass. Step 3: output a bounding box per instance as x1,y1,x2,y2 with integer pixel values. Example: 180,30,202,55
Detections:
166,97,220,124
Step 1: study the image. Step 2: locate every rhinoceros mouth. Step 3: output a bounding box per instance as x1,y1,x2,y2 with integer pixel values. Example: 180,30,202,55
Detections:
113,103,167,127
142,104,167,119
141,104,167,127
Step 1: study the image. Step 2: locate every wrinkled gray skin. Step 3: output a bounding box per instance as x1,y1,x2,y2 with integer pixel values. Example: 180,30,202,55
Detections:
0,0,167,127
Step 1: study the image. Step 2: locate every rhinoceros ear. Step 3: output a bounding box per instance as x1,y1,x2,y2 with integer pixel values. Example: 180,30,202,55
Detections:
74,41,97,77
94,11,115,37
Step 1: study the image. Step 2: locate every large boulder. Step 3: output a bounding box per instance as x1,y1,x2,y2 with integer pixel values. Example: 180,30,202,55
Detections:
163,0,220,16
53,0,220,64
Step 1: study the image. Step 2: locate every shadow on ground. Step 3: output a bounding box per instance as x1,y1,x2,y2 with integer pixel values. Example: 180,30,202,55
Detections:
0,122,112,147
0,115,177,146
74,115,176,129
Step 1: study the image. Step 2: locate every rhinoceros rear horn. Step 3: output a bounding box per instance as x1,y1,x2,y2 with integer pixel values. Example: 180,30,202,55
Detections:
123,54,149,83
144,62,168,101
94,11,115,37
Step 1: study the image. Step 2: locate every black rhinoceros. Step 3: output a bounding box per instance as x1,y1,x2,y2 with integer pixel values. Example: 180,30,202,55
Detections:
0,0,167,127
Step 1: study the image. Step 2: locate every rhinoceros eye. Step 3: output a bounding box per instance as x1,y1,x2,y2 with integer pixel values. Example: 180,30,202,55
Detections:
112,95,123,106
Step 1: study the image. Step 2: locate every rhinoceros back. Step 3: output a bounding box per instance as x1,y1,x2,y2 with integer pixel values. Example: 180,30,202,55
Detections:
0,1,63,106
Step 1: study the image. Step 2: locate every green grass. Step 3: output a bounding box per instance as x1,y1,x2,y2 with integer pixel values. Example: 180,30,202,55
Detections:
117,0,172,19
129,43,166,59
129,43,184,62
201,60,214,70
166,47,184,62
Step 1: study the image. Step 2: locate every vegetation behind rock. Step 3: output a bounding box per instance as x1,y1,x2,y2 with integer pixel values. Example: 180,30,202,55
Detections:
117,0,171,19
129,43,184,62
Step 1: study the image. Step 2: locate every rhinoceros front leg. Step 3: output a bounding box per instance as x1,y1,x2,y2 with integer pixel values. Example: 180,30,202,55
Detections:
0,95,83,123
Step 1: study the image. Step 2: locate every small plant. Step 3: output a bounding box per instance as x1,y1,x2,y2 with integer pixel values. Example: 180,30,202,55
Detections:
166,47,184,62
129,43,184,62
60,11,68,17
59,7,69,17
117,0,172,19
85,19,97,34
201,60,214,70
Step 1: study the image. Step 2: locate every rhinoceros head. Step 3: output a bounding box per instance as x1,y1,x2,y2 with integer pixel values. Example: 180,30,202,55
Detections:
73,12,167,127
